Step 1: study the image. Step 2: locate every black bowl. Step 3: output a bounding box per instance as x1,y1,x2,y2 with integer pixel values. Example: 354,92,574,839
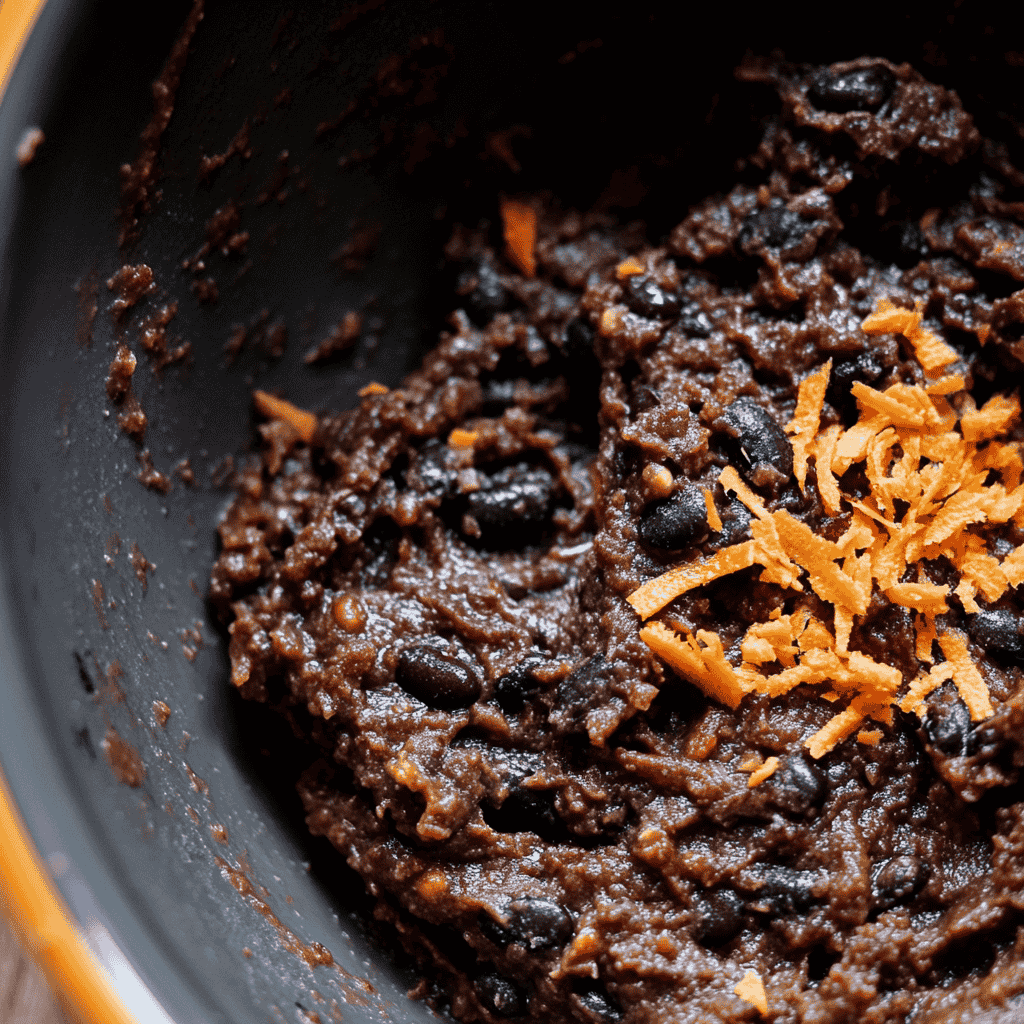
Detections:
1,2,1022,1022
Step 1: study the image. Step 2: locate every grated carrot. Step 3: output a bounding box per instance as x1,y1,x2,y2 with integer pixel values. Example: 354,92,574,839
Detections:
960,393,1020,442
639,622,748,709
633,294,1008,750
719,465,769,519
628,541,759,619
786,360,831,492
937,631,994,721
252,390,317,443
500,197,538,277
615,256,645,279
734,970,769,1016
447,428,479,448
806,707,864,759
884,582,949,616
925,372,965,396
813,424,844,514
703,488,723,531
747,757,780,787
358,381,389,397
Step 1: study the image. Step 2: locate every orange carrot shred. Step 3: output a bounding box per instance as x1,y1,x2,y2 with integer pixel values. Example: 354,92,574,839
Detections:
252,390,317,443
961,393,1021,442
639,622,749,709
615,256,645,279
734,970,769,1016
786,360,831,492
703,488,723,532
747,757,780,787
925,373,965,396
358,381,389,397
937,631,994,721
447,428,479,449
500,197,537,277
805,706,865,759
628,541,759,620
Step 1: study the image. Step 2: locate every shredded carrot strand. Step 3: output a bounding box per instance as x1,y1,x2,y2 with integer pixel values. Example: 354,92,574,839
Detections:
252,390,317,443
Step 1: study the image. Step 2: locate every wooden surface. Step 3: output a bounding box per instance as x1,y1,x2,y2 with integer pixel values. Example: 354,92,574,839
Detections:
0,915,69,1024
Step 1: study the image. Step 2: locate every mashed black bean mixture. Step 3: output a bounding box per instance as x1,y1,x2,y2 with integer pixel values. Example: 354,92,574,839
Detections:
211,58,1024,1023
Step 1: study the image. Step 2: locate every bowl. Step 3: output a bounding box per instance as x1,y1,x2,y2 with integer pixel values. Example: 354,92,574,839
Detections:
1,3,1023,1022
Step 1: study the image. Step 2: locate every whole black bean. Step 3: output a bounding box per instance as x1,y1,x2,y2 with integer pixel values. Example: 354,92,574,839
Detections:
637,486,709,550
893,220,930,268
873,855,929,910
738,201,811,255
692,888,744,946
564,315,596,359
484,785,564,841
409,440,457,498
924,698,976,757
494,657,547,713
574,985,622,1022
767,755,828,814
677,300,713,338
456,258,507,326
505,896,575,950
716,496,752,546
623,275,682,319
968,609,1024,663
631,381,661,414
475,974,525,1018
720,397,794,483
749,866,818,914
827,350,886,421
395,645,481,708
551,655,613,733
808,64,896,113
467,464,553,541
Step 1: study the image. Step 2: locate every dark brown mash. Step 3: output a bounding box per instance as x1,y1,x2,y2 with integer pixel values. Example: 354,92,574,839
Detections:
211,58,1024,1023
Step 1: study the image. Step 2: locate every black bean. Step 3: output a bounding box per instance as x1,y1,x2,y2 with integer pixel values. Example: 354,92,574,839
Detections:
872,855,929,910
484,785,564,841
494,657,547,713
630,381,661,414
716,496,752,546
564,315,596,359
637,485,709,550
737,201,811,255
894,220,930,268
720,397,793,484
409,440,457,498
767,755,828,814
967,609,1024,663
808,64,896,113
692,888,744,946
505,896,575,950
467,464,553,543
456,258,507,326
395,645,481,708
550,655,613,734
623,275,682,319
574,985,622,1022
481,378,517,414
827,350,886,421
924,697,976,757
748,866,818,914
475,974,525,1018
677,300,713,338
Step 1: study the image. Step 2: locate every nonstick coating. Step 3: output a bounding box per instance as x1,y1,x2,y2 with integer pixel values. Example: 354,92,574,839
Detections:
1,3,1022,1023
